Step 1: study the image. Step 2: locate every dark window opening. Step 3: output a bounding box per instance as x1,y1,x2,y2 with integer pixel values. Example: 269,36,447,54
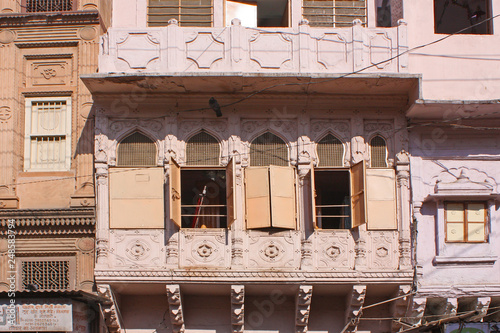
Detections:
117,132,157,167
314,170,351,229
24,0,75,12
376,0,391,27
226,0,289,27
302,0,367,28
181,169,227,228
434,0,491,34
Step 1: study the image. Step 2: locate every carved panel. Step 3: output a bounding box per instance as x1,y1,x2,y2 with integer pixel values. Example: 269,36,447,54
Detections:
311,119,350,141
366,231,399,269
116,33,160,69
244,231,301,269
231,285,244,333
179,229,231,268
178,119,228,140
186,32,224,69
249,33,292,69
108,230,165,268
240,119,297,142
317,33,348,69
369,32,393,69
26,57,72,87
0,106,12,124
313,230,355,270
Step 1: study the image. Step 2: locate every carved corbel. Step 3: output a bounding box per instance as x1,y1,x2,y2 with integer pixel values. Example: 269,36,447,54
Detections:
344,285,366,333
97,284,122,333
407,297,427,326
296,285,313,333
391,285,412,332
231,285,244,333
351,136,366,164
469,297,491,322
166,284,185,333
443,297,458,317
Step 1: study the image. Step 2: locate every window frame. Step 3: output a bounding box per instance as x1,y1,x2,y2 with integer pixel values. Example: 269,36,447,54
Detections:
369,134,388,168
147,0,214,27
444,201,488,243
22,0,77,13
302,0,367,28
433,0,492,35
249,131,290,167
116,131,158,167
23,96,72,172
17,256,76,291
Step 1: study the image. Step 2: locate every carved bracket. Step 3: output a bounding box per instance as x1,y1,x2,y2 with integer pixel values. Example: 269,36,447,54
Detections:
344,285,366,333
296,285,313,333
391,285,412,332
231,285,245,333
166,284,185,333
97,284,122,333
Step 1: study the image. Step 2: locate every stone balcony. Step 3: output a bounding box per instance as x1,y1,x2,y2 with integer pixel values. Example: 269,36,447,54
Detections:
98,19,408,75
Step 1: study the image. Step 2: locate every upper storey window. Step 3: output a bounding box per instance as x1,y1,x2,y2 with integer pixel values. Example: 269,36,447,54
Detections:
148,0,213,27
186,130,220,166
250,132,288,167
117,132,157,166
370,135,388,168
302,0,367,27
226,0,290,27
434,0,492,34
23,0,76,12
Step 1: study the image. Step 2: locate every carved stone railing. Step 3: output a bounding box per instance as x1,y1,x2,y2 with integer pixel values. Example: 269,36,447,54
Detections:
99,19,408,75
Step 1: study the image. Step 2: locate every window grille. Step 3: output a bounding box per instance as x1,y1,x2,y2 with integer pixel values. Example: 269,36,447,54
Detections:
186,130,220,166
22,260,70,291
302,0,367,27
370,135,387,167
25,98,71,171
25,0,74,12
117,132,157,167
148,0,213,27
317,134,344,167
250,132,288,166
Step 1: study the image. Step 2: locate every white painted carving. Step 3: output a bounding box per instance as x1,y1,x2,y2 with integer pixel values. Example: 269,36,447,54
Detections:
317,33,348,69
186,32,225,69
117,33,160,69
369,32,393,69
250,33,292,68
245,231,301,269
179,229,231,268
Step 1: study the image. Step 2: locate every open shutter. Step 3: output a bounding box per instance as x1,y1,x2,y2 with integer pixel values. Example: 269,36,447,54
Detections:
270,165,296,229
310,163,317,229
366,168,397,230
226,158,237,228
245,167,271,229
350,161,366,228
109,167,164,228
169,157,182,228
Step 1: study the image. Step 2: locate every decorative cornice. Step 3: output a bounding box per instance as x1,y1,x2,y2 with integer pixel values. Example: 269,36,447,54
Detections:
22,90,73,97
0,11,99,28
0,208,95,236
16,41,79,48
94,269,413,282
24,53,74,59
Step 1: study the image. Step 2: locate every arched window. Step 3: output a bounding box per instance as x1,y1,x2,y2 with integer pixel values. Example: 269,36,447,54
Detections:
186,130,220,166
117,132,156,166
317,134,344,167
370,135,388,167
250,132,288,166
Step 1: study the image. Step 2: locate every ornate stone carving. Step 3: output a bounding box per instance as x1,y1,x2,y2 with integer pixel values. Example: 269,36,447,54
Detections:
116,33,160,69
351,136,366,164
300,239,313,268
296,285,313,333
166,284,185,333
368,231,398,269
179,119,227,138
231,285,245,333
0,29,16,44
408,297,427,325
263,243,281,260
391,285,412,332
246,232,301,269
249,32,292,69
241,119,297,141
97,284,122,333
364,121,393,134
231,233,244,267
345,285,366,333
469,297,491,322
354,236,367,269
109,119,163,136
314,231,354,269
310,120,350,140
166,233,179,266
0,106,12,123
179,229,230,268
185,32,224,69
110,230,164,268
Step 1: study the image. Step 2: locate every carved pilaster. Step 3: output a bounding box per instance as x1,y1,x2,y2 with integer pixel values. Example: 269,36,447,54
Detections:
296,285,313,333
344,285,366,333
396,150,412,270
166,284,185,333
354,236,367,269
391,285,412,332
166,232,179,266
231,285,244,333
300,239,313,268
231,231,244,267
95,164,109,266
97,284,121,333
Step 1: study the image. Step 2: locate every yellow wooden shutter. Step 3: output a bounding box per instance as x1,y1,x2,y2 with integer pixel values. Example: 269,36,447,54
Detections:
366,168,397,230
350,161,366,228
109,167,164,228
245,167,271,229
169,158,182,228
310,163,317,229
270,165,296,229
226,158,237,228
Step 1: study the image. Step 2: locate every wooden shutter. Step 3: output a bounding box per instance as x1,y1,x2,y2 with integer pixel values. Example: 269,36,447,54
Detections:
310,163,317,229
245,167,271,229
109,167,164,228
270,166,296,229
169,158,182,228
366,168,397,230
350,161,366,228
226,158,237,228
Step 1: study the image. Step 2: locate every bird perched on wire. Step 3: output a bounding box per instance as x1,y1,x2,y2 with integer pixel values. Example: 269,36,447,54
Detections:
209,97,222,117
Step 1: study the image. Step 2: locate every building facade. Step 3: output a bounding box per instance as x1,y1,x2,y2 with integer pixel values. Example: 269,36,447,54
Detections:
84,0,419,332
0,0,110,331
